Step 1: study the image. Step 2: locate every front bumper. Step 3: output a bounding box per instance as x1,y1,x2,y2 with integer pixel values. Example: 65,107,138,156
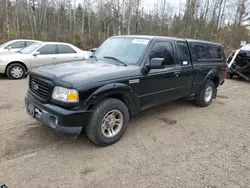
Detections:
25,92,92,139
0,65,6,74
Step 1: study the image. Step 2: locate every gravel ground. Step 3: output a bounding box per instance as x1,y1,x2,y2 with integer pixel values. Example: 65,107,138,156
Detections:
0,75,250,188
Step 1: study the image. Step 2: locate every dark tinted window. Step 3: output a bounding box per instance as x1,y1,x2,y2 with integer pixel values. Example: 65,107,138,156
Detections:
194,43,223,60
8,41,26,49
195,45,214,59
211,46,223,59
150,41,175,65
177,42,190,65
37,45,57,55
58,45,76,54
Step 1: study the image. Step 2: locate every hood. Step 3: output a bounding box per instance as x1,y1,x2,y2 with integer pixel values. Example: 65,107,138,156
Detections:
31,59,141,86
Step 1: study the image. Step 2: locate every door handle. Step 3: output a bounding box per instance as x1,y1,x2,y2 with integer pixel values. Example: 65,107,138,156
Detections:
52,57,56,59
74,56,79,58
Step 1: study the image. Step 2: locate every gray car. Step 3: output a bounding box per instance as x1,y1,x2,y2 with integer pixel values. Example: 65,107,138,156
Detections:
0,39,41,53
0,42,89,79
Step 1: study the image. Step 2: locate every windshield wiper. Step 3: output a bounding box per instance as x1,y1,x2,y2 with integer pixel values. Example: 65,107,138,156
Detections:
103,56,127,66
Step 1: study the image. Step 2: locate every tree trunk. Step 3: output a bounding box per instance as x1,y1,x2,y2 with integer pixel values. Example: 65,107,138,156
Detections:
5,0,10,40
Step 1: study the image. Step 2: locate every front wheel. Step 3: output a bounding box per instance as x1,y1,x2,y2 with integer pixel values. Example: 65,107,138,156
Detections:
85,98,129,147
6,63,26,79
195,81,215,107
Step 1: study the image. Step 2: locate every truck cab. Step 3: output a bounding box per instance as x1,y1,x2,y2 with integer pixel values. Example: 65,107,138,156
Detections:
25,35,227,146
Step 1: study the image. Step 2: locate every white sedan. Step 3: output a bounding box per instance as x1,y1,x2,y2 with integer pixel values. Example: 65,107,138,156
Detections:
0,42,89,79
0,39,41,53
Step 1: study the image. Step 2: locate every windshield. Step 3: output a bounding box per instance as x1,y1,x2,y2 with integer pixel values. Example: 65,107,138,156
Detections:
19,43,41,54
94,37,149,65
0,40,13,48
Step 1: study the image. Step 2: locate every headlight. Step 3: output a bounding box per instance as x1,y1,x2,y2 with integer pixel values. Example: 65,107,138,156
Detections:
52,86,79,103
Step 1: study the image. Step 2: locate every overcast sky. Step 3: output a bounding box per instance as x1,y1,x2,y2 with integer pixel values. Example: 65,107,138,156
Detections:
143,0,186,7
75,0,186,10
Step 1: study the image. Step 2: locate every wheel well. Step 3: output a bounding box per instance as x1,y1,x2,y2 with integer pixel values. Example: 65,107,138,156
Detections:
211,76,220,88
87,93,133,115
5,61,28,74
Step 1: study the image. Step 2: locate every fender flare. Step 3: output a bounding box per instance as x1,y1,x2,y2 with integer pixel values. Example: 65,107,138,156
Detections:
203,69,220,87
196,69,220,98
83,83,140,114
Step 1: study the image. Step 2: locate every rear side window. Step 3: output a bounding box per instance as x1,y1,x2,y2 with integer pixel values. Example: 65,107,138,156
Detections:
211,46,223,59
177,42,191,65
26,41,35,46
38,44,57,55
58,45,76,54
150,41,175,66
194,43,223,60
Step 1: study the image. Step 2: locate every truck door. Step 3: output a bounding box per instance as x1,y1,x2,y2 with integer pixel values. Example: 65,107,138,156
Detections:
174,41,194,97
139,40,180,109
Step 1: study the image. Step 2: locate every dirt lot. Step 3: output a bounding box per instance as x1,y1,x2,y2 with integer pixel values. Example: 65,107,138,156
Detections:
0,76,250,188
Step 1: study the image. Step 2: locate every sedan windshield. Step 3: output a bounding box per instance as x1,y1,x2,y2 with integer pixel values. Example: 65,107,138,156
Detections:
19,43,41,54
0,40,13,48
94,37,149,65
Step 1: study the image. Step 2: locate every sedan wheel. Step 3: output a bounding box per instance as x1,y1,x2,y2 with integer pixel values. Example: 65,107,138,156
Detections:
11,66,24,79
6,63,26,79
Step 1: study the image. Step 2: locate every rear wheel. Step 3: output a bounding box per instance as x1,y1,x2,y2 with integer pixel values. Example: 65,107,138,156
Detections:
195,80,215,107
227,73,234,79
6,63,26,79
85,98,129,147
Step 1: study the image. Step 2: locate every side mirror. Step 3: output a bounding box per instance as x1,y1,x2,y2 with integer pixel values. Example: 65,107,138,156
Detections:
91,48,97,52
5,46,11,50
146,58,165,70
33,51,40,56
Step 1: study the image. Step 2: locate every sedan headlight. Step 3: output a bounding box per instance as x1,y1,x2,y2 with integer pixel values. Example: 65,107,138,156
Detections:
52,86,79,103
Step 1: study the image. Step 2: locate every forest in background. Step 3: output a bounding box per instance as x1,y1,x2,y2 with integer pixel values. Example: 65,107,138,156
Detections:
0,0,250,54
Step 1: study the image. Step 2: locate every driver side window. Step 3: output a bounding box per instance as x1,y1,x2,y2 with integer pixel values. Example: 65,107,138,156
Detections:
37,45,57,55
150,41,175,66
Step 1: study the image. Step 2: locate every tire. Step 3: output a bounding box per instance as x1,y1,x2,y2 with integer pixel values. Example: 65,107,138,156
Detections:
6,63,26,79
227,73,234,79
85,98,129,147
195,80,215,107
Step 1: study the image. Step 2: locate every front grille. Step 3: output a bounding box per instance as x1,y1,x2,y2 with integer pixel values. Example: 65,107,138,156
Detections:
29,76,51,101
231,63,236,70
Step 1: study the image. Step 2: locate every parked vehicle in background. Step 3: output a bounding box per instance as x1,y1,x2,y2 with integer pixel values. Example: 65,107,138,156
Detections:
227,44,250,81
25,35,227,147
0,39,41,53
0,42,89,79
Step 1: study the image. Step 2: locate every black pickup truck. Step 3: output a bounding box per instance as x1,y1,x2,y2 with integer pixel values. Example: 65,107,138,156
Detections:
25,35,227,146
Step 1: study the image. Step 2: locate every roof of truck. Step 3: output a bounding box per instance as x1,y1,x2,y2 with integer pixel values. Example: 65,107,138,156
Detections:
112,35,183,41
185,39,221,46
111,35,222,46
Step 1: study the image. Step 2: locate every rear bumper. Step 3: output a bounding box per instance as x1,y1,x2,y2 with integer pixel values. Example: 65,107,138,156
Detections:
25,92,92,139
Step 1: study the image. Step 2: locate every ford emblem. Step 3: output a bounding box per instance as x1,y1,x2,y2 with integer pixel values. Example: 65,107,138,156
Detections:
33,84,39,90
